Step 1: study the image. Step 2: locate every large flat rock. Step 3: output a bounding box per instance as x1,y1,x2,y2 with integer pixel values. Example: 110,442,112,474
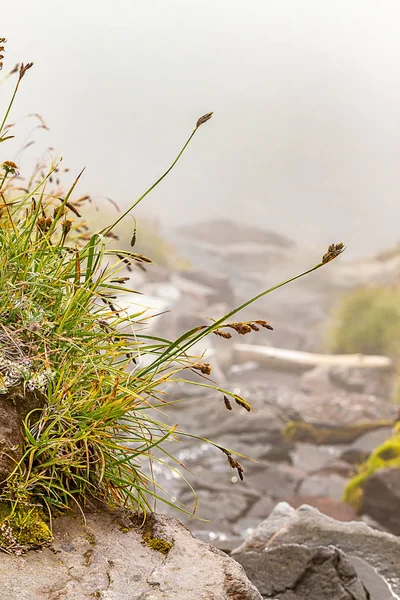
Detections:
0,507,261,600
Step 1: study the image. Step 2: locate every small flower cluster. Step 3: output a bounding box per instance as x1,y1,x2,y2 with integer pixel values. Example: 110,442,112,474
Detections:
0,353,54,394
0,355,32,393
0,521,17,548
25,368,55,393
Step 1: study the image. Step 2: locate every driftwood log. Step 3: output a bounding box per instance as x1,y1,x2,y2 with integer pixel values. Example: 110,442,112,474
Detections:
233,344,394,372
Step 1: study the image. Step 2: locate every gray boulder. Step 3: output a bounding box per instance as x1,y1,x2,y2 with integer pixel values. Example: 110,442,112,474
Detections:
362,467,400,535
234,542,369,599
329,365,394,398
0,507,262,600
232,502,400,599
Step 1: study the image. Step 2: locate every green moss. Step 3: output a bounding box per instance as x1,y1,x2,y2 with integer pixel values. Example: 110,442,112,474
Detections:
344,433,400,511
283,420,394,445
118,526,130,534
327,285,400,358
144,535,173,555
0,503,52,551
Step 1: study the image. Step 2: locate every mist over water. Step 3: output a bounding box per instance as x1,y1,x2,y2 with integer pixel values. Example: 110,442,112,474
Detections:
3,0,400,258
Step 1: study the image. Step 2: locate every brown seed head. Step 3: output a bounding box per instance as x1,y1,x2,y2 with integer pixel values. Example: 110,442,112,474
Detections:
322,242,345,264
62,219,73,236
222,449,244,480
234,396,252,412
213,329,232,339
0,38,5,70
18,62,33,81
196,112,213,128
223,395,232,410
226,322,253,335
192,362,212,376
37,217,51,232
255,320,274,330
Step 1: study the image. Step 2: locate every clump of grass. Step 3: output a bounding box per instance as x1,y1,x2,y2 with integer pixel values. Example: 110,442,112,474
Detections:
0,46,344,537
327,285,400,358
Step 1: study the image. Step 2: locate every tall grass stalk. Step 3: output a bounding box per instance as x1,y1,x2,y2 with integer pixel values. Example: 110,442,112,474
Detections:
0,53,344,522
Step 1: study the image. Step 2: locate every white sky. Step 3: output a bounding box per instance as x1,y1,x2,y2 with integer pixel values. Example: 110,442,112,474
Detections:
2,0,400,257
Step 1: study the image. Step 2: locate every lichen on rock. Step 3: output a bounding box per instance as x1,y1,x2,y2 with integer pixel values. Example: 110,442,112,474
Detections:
0,502,52,552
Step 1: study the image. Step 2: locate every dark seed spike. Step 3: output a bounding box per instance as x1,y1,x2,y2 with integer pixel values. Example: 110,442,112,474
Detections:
130,227,137,247
223,395,232,410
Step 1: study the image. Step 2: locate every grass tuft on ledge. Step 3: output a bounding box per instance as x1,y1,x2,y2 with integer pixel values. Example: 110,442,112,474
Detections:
0,44,344,544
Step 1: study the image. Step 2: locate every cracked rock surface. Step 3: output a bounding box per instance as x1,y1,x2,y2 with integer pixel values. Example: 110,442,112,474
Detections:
0,507,261,600
232,503,400,600
238,543,370,599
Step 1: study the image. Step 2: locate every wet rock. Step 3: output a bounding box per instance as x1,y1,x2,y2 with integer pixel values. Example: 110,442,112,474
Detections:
284,496,358,522
310,458,356,478
362,467,400,535
287,389,398,424
342,427,394,457
299,366,337,394
0,507,262,600
232,502,400,598
241,496,277,524
235,543,370,599
329,365,394,398
243,462,305,499
297,474,349,501
339,448,372,466
284,419,394,445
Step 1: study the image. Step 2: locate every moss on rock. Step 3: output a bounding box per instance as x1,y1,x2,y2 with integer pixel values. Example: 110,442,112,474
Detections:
0,503,52,551
144,535,173,555
283,420,394,445
343,432,400,511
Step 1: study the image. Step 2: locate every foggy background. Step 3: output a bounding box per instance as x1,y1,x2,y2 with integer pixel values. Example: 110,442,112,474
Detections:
2,0,400,258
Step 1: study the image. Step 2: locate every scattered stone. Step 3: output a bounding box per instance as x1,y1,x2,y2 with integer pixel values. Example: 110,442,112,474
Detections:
284,496,358,522
343,427,394,457
329,365,394,398
232,502,400,598
299,366,337,394
283,419,394,445
297,474,349,501
361,467,400,535
235,542,370,599
286,390,398,424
